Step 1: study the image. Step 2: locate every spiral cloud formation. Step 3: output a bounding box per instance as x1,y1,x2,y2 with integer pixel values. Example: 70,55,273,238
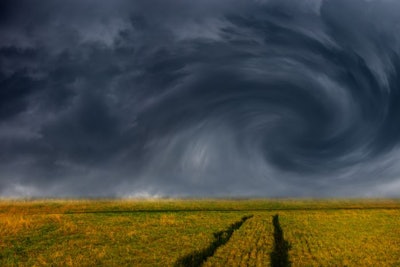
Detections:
1,0,400,197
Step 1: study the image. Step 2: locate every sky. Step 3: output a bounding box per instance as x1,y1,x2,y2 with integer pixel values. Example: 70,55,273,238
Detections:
1,0,400,198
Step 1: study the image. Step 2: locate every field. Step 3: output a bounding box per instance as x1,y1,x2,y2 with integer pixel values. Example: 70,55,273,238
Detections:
1,199,400,266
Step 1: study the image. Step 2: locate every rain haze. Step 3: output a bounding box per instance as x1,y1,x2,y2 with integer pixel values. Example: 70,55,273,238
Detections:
1,0,400,198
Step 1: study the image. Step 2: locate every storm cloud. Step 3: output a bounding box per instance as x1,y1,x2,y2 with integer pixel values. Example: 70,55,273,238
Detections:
1,0,400,197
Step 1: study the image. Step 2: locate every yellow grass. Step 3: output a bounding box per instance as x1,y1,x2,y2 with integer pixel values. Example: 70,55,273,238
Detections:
0,200,248,266
203,213,274,267
279,209,400,266
0,199,399,266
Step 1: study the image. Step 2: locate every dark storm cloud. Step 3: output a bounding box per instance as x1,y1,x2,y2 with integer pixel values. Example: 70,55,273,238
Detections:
1,0,400,197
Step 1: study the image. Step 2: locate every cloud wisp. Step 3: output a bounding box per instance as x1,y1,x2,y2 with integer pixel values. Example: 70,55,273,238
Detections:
1,0,400,197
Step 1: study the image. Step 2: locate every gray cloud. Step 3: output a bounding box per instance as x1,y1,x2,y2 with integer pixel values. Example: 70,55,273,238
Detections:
1,0,400,197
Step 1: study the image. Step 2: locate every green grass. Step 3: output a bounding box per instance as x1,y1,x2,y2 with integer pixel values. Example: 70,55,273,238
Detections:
1,199,399,266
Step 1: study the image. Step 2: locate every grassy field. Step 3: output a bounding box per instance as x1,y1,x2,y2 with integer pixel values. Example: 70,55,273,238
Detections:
1,199,399,266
